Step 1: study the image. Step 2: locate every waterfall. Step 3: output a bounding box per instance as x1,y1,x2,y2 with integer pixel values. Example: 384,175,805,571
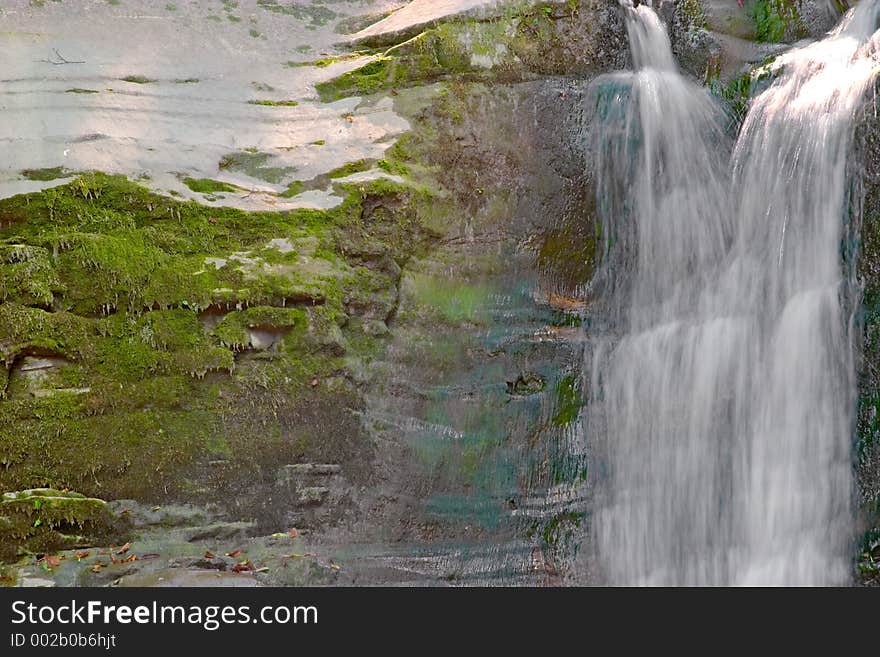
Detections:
588,0,880,585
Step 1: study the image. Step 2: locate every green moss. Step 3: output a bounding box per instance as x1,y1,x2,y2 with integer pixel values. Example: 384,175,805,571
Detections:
539,510,583,547
552,374,585,427
0,304,94,365
377,159,409,176
218,151,296,184
256,0,336,25
0,172,434,507
120,75,157,84
280,180,306,198
316,57,395,102
0,244,62,306
537,222,598,291
750,0,802,43
314,18,519,102
212,306,307,350
285,53,371,69
248,99,299,107
182,177,237,194
21,167,69,182
0,489,123,560
328,159,373,179
410,274,491,325
711,72,753,125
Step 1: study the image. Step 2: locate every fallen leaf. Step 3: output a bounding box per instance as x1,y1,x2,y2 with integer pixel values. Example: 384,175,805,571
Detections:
208,216,217,224
74,551,91,560
231,561,253,573
91,564,103,573
204,551,216,559
121,555,137,563
225,549,243,558
115,542,131,555
43,555,62,569
310,378,318,387
119,508,132,515
288,528,298,538
150,506,162,512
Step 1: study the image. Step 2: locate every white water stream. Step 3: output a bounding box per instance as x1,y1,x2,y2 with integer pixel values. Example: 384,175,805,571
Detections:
590,0,880,585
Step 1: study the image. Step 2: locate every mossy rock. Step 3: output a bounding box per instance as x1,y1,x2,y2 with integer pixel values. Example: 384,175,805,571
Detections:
317,3,619,102
0,172,439,507
0,488,126,560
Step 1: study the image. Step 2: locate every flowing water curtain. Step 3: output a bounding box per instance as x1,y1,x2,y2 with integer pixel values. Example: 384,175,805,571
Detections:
584,0,880,585
587,1,736,585
726,0,880,585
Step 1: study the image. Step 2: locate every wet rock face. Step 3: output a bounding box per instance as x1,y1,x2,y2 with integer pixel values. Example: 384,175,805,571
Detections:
855,94,880,584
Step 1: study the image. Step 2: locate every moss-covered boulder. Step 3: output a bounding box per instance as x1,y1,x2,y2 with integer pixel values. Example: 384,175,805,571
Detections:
0,489,125,560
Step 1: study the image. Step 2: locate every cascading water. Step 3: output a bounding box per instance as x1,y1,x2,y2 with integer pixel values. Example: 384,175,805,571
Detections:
588,0,880,585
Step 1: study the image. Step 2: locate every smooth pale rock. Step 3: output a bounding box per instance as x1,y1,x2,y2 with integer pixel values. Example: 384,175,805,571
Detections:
118,569,262,587
18,576,56,587
30,388,90,398
0,0,409,209
18,356,68,372
702,0,755,40
353,0,506,43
